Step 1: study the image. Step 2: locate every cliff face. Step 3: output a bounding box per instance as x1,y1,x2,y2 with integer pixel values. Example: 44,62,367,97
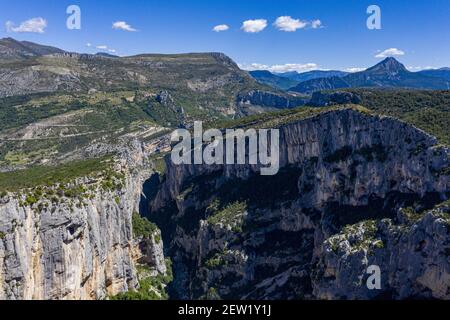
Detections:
237,90,307,110
150,108,450,299
315,206,450,300
0,155,165,300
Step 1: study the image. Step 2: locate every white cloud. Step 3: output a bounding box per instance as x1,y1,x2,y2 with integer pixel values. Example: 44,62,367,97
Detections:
344,67,365,73
86,43,92,47
241,19,267,33
213,24,229,32
112,21,137,32
274,16,307,32
407,66,435,71
311,19,323,29
240,62,318,73
6,17,47,33
375,48,405,58
96,45,108,50
108,49,117,53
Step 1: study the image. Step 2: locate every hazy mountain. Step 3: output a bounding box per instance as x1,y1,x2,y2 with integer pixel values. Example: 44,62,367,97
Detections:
418,68,450,81
0,37,65,59
290,76,350,94
278,70,349,82
249,69,349,90
249,70,299,90
95,52,119,58
290,58,450,93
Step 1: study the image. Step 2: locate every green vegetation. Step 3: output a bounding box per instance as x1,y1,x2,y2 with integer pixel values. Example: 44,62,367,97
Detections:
0,232,6,239
149,154,167,175
132,212,159,238
111,258,173,300
401,199,450,224
206,200,247,232
399,207,424,222
329,220,382,254
0,156,113,192
210,104,371,130
345,89,450,145
205,251,228,269
203,287,221,300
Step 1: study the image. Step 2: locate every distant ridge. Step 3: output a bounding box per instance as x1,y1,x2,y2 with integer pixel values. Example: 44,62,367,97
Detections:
0,37,65,59
289,57,450,93
249,70,299,90
277,70,349,82
418,68,450,81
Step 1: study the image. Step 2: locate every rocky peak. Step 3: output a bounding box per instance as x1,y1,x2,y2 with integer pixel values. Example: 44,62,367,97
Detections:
367,57,408,74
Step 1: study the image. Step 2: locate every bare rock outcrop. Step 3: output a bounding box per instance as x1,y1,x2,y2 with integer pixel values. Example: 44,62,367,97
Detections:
150,108,450,299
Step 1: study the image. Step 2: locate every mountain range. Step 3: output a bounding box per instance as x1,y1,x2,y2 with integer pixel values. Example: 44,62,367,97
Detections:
249,69,349,90
250,57,450,93
0,38,303,120
278,70,349,82
0,38,304,170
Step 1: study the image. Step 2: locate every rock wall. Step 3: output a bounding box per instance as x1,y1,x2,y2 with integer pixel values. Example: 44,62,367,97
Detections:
0,172,139,300
0,142,169,301
314,206,450,300
150,108,450,299
237,90,307,109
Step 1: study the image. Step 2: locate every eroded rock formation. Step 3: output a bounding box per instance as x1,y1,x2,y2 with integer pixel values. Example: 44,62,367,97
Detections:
150,108,450,299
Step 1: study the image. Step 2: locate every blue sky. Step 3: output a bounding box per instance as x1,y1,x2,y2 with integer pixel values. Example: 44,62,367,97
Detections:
0,0,449,72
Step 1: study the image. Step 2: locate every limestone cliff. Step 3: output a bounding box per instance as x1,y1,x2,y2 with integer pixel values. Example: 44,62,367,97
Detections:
150,108,450,299
0,155,166,300
314,204,450,299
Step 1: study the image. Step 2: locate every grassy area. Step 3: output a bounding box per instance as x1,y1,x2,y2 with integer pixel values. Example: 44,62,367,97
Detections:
0,156,113,192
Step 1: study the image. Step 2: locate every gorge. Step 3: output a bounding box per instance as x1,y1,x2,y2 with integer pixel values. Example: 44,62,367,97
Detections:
2,106,448,299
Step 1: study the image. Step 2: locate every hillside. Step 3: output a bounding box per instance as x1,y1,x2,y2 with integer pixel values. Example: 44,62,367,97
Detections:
345,89,450,145
0,38,304,116
0,37,65,59
0,38,306,171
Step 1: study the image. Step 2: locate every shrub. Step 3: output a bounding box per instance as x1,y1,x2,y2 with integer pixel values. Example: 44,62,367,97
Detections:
132,212,158,238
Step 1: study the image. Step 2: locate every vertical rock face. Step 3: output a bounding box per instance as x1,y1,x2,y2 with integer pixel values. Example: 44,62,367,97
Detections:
314,207,450,300
0,140,168,300
0,173,141,300
150,108,450,299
